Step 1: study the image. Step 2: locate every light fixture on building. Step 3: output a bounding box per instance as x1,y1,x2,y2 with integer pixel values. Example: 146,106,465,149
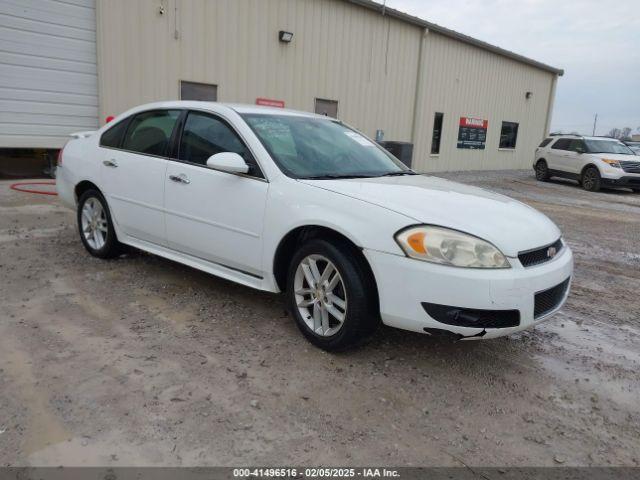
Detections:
279,30,294,43
525,91,533,99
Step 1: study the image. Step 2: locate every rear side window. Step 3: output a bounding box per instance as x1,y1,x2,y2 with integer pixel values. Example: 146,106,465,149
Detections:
100,119,129,148
551,138,571,150
122,110,181,157
538,138,553,148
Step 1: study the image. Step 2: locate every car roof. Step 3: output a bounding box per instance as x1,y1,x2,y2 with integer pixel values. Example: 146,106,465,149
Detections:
550,134,622,142
120,101,327,119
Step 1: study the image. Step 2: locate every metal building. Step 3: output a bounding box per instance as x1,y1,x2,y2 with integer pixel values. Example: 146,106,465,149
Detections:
0,0,563,173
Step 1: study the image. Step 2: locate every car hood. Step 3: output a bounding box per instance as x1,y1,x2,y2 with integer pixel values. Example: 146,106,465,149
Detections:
300,175,561,257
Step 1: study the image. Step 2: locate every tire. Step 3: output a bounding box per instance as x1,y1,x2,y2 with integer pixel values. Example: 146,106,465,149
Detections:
535,160,550,181
285,238,379,351
77,189,122,258
581,166,601,192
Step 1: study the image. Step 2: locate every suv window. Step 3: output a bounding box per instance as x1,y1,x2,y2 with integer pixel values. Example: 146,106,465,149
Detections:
551,138,572,150
179,111,262,177
122,110,181,157
100,119,129,148
569,139,586,152
538,138,553,148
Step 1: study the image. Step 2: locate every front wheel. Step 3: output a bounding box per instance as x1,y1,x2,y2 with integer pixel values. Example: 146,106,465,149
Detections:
77,189,122,258
285,239,379,351
581,167,601,192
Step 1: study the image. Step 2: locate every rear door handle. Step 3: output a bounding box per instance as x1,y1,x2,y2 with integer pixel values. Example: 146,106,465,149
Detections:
103,159,118,168
169,174,190,184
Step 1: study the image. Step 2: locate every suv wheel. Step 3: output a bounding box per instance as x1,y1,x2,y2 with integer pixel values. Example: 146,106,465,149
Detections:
535,160,550,181
581,166,601,192
77,189,122,258
285,239,378,351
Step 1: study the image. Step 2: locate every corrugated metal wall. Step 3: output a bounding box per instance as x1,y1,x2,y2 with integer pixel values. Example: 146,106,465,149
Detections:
97,0,421,145
96,0,557,172
412,31,556,172
0,0,99,149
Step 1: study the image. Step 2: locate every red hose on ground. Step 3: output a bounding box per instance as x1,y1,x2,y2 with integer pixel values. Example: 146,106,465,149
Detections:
9,181,58,196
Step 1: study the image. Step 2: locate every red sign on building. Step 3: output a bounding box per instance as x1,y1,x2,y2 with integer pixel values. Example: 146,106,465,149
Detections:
256,97,285,108
457,116,488,149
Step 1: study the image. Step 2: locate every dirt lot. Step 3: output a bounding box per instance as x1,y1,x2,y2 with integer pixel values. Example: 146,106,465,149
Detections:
0,171,639,467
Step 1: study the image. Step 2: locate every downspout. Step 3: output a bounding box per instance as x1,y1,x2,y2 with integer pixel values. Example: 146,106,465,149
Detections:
410,28,428,166
544,74,559,136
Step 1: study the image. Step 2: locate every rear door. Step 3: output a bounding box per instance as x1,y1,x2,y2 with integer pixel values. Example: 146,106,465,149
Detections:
164,110,268,277
100,109,181,246
547,138,571,171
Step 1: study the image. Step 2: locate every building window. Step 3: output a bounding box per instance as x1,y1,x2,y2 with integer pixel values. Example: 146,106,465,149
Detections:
431,112,444,154
315,98,338,118
180,81,218,101
499,121,519,149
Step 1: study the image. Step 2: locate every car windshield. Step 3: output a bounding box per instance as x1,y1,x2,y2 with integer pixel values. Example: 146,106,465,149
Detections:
241,113,413,179
584,139,634,155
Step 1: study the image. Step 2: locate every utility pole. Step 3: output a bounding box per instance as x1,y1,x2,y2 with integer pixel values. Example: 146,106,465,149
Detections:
592,113,598,136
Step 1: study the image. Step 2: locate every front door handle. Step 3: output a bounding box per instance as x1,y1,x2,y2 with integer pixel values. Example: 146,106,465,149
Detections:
169,174,190,184
103,159,118,168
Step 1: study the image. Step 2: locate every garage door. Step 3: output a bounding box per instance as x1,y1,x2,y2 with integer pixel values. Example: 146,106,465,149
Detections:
0,0,98,149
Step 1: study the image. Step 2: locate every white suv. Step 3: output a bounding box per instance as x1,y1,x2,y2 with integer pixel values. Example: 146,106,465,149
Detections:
534,135,640,192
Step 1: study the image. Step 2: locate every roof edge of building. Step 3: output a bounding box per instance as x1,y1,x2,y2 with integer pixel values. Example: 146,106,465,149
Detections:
344,0,565,76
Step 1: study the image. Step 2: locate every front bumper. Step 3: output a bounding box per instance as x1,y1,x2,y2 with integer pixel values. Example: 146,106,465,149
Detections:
600,175,640,188
364,245,573,339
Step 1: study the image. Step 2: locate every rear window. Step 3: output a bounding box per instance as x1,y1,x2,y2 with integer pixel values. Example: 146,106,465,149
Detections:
122,110,181,157
538,138,553,148
100,119,129,148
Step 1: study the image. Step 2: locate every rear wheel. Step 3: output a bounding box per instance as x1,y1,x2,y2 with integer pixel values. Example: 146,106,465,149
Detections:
285,239,378,351
581,166,601,192
77,189,122,258
535,160,550,181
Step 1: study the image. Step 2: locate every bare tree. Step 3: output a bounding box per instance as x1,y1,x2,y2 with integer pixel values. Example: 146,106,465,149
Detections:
607,128,621,139
621,127,632,139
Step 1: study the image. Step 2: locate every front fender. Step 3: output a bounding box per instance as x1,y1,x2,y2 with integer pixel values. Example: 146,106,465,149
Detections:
261,179,414,287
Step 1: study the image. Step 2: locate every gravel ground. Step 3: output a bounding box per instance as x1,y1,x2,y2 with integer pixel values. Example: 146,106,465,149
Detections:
0,171,638,467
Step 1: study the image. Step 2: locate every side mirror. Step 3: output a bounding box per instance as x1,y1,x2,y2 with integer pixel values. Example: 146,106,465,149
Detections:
575,146,585,154
206,152,249,174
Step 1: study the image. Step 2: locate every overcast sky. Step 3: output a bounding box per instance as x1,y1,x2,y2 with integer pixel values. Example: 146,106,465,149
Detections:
383,0,640,136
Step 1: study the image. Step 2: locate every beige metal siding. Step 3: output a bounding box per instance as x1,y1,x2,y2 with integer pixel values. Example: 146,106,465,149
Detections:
97,0,421,142
412,31,556,172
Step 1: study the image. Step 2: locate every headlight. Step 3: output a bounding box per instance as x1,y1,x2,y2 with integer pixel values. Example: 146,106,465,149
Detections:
395,226,510,269
601,159,621,168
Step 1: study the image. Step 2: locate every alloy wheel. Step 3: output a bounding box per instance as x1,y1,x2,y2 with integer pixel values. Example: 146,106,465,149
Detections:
81,197,108,250
294,254,348,337
583,170,596,190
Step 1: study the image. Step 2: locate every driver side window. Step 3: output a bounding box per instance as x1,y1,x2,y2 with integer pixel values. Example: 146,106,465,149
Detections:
179,111,263,178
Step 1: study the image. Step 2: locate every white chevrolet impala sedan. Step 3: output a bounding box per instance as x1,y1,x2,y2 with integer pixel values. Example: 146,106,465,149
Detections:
57,102,573,350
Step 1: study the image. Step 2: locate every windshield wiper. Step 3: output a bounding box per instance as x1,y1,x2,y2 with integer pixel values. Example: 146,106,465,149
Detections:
379,171,419,177
300,174,376,180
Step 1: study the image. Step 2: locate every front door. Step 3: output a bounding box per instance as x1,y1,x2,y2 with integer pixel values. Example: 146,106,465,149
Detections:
100,109,181,246
164,110,268,277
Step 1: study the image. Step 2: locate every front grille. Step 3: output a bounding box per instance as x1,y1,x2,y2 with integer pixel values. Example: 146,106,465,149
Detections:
518,238,563,268
621,161,640,174
534,278,570,318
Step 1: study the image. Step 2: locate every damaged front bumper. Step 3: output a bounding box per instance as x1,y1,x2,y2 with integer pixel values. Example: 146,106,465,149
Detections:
364,245,573,340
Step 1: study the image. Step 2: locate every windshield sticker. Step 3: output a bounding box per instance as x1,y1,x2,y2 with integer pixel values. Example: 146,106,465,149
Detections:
344,131,375,147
